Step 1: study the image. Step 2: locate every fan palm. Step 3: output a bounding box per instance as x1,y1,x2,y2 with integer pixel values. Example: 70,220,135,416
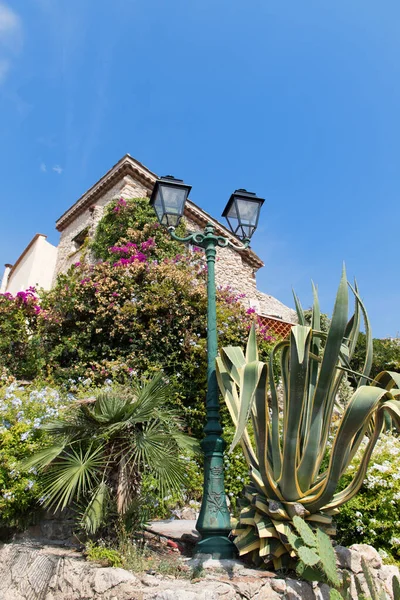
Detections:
23,374,197,534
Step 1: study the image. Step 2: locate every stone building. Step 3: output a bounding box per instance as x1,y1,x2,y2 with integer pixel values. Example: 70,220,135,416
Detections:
2,154,296,330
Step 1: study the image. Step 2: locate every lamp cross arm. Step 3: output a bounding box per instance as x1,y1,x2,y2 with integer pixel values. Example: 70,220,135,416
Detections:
168,226,250,251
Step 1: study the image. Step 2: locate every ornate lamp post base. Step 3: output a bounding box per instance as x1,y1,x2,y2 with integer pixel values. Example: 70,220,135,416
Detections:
195,437,237,558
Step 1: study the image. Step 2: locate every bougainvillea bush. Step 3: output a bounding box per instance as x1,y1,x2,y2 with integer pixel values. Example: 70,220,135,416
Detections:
335,432,400,563
90,196,186,262
0,380,68,529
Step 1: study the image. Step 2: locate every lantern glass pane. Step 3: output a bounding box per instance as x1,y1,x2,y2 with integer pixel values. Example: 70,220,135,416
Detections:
165,213,180,228
236,199,260,226
226,200,239,219
159,185,187,218
241,224,254,238
153,192,165,222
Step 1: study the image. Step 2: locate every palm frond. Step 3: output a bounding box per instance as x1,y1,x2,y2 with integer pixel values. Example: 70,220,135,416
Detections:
41,443,105,513
80,481,109,534
20,444,66,471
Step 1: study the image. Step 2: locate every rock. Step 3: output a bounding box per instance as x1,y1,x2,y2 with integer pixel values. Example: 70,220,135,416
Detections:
93,567,138,594
270,578,286,594
349,543,383,569
284,578,315,600
354,572,371,598
231,578,264,598
150,581,236,600
335,545,362,573
256,583,281,599
313,583,331,600
180,507,198,520
378,564,400,598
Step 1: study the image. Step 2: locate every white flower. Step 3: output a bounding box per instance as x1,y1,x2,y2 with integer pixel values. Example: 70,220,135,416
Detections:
20,431,29,441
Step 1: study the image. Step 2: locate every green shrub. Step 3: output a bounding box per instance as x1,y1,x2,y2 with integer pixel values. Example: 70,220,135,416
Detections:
0,380,67,529
352,335,400,380
0,288,43,380
336,433,400,563
85,540,123,567
90,196,186,262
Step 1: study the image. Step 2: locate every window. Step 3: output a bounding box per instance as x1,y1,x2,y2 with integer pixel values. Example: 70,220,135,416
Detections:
71,228,89,253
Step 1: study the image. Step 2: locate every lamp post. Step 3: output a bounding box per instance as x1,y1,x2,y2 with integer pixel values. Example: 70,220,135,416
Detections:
150,177,264,558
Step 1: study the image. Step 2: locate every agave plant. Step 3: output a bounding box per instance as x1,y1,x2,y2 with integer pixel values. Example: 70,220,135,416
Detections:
216,268,400,568
23,374,197,534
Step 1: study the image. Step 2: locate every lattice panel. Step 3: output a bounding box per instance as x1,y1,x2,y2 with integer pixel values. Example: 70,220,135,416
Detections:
258,316,294,338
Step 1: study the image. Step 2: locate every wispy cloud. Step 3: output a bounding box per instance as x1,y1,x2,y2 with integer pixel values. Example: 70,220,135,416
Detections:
52,165,63,174
0,2,22,85
40,162,47,172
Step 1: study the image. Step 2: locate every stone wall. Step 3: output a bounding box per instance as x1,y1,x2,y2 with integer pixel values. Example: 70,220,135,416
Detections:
1,540,398,599
54,176,149,278
54,182,296,323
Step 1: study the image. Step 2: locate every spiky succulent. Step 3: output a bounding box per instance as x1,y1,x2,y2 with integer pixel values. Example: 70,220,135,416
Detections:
216,268,400,568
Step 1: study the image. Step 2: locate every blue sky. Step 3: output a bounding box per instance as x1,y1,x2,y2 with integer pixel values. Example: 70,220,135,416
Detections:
0,1,399,338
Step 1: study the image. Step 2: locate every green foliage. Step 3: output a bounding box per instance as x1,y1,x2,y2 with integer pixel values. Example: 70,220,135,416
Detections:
219,270,400,568
0,195,277,527
289,517,399,600
293,515,318,548
36,197,275,442
352,334,400,381
0,380,67,529
292,516,340,588
24,374,197,534
90,196,186,262
335,433,400,562
85,540,123,567
0,288,43,380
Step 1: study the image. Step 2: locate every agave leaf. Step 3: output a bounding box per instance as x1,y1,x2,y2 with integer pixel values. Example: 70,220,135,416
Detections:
246,323,258,363
347,281,361,361
219,346,246,387
348,282,373,386
280,326,312,500
230,361,266,452
216,356,259,469
268,340,288,480
302,284,322,451
293,290,306,325
373,370,400,391
298,267,349,493
306,385,391,512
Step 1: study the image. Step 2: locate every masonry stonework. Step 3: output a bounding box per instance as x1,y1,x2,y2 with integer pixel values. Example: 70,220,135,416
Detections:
55,176,148,277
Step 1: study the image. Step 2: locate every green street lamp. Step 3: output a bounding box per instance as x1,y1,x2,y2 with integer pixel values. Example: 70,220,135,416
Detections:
150,176,264,558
